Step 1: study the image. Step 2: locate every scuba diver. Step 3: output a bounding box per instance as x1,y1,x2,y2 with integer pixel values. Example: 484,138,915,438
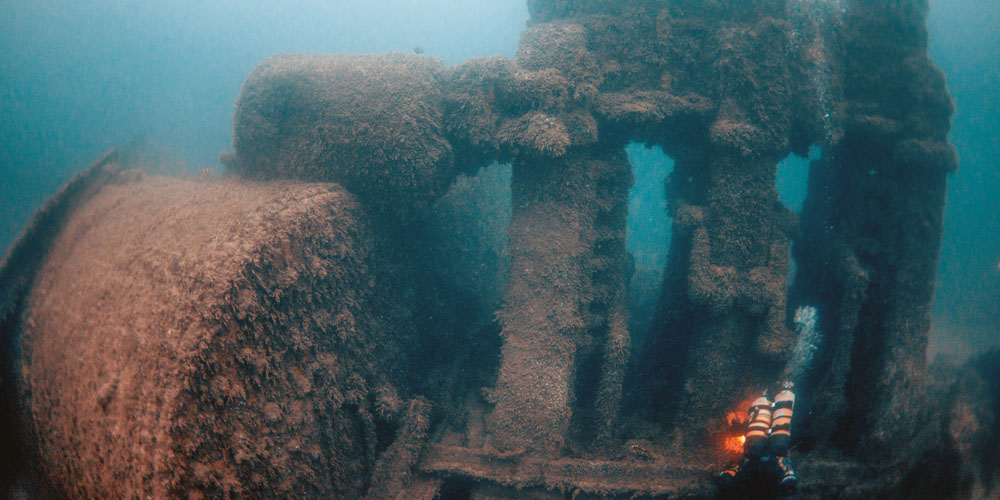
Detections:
718,382,798,497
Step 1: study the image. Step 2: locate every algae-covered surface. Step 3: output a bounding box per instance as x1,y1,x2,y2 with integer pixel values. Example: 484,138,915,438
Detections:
1,1,997,498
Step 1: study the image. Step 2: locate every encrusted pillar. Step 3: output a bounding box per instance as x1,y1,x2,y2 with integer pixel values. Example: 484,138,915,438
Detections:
684,149,794,419
488,145,632,456
648,141,795,439
790,0,957,454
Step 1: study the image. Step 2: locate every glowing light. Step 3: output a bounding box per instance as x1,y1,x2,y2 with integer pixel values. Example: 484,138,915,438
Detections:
726,410,744,427
724,435,746,455
720,397,754,455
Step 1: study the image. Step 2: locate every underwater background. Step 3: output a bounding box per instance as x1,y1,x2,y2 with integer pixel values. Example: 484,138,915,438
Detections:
1,2,999,498
0,0,996,358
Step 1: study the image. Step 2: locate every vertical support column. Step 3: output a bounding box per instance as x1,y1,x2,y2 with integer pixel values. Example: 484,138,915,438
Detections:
676,149,794,435
577,148,633,447
794,143,952,452
634,131,797,442
790,0,957,454
487,146,632,456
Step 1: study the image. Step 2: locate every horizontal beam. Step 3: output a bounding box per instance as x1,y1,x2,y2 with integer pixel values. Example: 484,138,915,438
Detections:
418,445,890,499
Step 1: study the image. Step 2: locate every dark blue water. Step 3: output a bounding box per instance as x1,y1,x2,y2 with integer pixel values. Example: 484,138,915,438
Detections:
1,0,996,358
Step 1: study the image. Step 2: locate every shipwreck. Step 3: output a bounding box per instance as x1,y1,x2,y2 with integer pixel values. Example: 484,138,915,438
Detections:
1,0,997,499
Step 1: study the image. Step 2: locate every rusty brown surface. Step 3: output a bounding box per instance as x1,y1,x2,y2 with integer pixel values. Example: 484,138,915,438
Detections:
10,172,397,498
